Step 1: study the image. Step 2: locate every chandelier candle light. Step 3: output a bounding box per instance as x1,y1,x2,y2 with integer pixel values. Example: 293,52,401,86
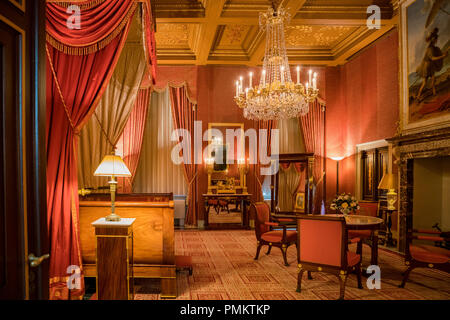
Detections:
234,5,319,120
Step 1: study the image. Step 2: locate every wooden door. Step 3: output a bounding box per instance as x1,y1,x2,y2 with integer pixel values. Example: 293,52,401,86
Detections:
0,0,48,299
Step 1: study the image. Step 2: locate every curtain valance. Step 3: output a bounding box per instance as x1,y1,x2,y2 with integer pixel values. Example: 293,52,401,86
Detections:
46,0,138,55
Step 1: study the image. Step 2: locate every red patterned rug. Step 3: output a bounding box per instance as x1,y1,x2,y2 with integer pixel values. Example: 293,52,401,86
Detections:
134,230,450,300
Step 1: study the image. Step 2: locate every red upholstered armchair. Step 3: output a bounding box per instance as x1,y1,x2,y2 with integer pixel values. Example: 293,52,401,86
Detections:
297,215,362,300
348,200,379,263
399,229,450,288
250,202,297,266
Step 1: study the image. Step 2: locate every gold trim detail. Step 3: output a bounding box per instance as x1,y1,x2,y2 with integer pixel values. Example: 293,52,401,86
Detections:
8,0,25,12
46,2,138,55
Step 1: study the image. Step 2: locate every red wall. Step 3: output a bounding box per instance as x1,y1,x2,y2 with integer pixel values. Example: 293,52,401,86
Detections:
325,29,399,202
157,29,399,219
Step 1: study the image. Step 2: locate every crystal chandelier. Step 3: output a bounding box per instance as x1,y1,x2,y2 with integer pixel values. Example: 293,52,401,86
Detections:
234,5,319,120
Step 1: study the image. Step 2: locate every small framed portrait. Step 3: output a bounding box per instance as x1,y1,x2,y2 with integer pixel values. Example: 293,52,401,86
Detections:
294,192,305,212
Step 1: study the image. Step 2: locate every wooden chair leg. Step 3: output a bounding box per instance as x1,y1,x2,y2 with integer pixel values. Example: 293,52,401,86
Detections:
280,246,289,266
297,269,305,292
356,240,363,256
399,266,414,288
307,271,313,280
356,264,363,289
338,274,348,300
254,243,263,260
266,245,272,255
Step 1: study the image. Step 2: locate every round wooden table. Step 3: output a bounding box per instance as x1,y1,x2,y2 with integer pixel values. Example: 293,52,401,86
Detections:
275,213,384,266
333,214,384,266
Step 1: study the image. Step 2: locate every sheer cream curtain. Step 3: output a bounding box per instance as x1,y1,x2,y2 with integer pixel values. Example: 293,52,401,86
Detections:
77,13,147,189
133,88,187,195
278,117,305,154
269,118,306,209
278,164,302,211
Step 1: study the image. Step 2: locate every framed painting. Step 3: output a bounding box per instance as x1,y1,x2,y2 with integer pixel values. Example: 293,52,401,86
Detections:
294,192,305,212
400,0,450,133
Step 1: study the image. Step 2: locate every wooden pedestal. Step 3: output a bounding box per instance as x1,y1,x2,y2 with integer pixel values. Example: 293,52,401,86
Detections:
92,218,135,300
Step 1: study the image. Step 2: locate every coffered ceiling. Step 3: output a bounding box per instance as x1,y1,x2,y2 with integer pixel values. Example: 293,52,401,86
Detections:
153,0,398,66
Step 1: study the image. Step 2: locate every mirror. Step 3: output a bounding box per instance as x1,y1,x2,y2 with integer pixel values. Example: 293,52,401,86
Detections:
211,143,228,172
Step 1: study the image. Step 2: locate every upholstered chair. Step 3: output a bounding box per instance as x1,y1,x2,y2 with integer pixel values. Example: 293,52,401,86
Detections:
347,200,379,262
250,202,297,266
297,215,363,300
399,229,450,288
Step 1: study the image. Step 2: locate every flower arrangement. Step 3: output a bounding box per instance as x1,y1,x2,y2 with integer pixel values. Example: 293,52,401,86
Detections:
330,193,360,215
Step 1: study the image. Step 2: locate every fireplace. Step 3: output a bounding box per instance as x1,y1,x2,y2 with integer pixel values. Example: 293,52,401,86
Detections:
387,127,450,253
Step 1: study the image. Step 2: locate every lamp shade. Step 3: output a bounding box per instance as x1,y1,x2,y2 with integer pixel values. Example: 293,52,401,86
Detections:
378,173,398,190
94,155,131,177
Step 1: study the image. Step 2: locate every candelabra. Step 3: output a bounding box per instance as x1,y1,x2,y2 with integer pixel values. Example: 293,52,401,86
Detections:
238,158,249,194
205,157,214,194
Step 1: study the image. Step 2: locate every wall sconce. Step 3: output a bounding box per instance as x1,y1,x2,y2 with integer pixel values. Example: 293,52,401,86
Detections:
205,157,214,194
238,158,249,194
330,156,344,195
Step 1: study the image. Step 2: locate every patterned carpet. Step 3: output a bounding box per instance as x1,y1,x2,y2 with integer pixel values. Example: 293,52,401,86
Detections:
134,230,450,300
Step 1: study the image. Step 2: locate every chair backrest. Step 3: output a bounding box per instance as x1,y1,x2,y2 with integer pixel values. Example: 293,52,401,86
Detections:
298,215,347,268
357,200,378,217
251,202,271,240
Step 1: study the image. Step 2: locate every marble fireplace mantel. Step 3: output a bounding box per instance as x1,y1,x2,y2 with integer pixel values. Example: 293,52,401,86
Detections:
386,127,450,253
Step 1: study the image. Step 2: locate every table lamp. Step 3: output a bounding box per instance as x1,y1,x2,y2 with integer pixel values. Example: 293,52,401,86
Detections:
378,173,398,210
94,154,132,221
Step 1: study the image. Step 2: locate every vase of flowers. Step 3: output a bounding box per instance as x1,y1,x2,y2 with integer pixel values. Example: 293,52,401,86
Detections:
330,193,360,215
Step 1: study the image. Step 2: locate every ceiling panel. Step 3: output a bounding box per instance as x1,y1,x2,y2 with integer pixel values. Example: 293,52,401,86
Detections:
152,0,396,66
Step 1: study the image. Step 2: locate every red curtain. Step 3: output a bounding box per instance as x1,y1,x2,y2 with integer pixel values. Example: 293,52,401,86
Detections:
255,120,276,202
299,100,326,214
169,85,197,226
46,0,137,299
116,87,152,193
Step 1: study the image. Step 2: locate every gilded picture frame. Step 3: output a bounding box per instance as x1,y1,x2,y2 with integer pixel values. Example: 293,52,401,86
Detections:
399,0,450,134
294,192,305,212
207,123,245,172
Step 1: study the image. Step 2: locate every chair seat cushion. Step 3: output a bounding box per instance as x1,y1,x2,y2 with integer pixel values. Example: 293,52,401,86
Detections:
261,230,297,243
348,230,372,239
347,251,361,266
410,245,450,264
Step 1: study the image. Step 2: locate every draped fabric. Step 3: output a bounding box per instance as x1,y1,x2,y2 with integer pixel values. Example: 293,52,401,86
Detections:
132,89,188,195
299,100,326,214
255,120,276,202
77,16,147,190
116,88,152,193
278,163,305,211
169,85,198,226
278,118,306,154
46,0,137,55
46,0,137,300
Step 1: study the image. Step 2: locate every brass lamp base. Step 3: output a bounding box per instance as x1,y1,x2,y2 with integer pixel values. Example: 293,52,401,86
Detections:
105,213,121,222
386,189,397,211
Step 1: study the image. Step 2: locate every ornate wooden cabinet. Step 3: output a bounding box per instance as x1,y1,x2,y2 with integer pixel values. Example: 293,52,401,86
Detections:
361,147,388,201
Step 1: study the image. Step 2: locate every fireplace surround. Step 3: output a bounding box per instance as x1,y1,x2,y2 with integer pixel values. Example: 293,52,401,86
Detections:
387,127,450,253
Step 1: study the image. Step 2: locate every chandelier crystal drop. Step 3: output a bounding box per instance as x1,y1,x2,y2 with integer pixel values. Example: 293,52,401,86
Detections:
234,5,319,120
